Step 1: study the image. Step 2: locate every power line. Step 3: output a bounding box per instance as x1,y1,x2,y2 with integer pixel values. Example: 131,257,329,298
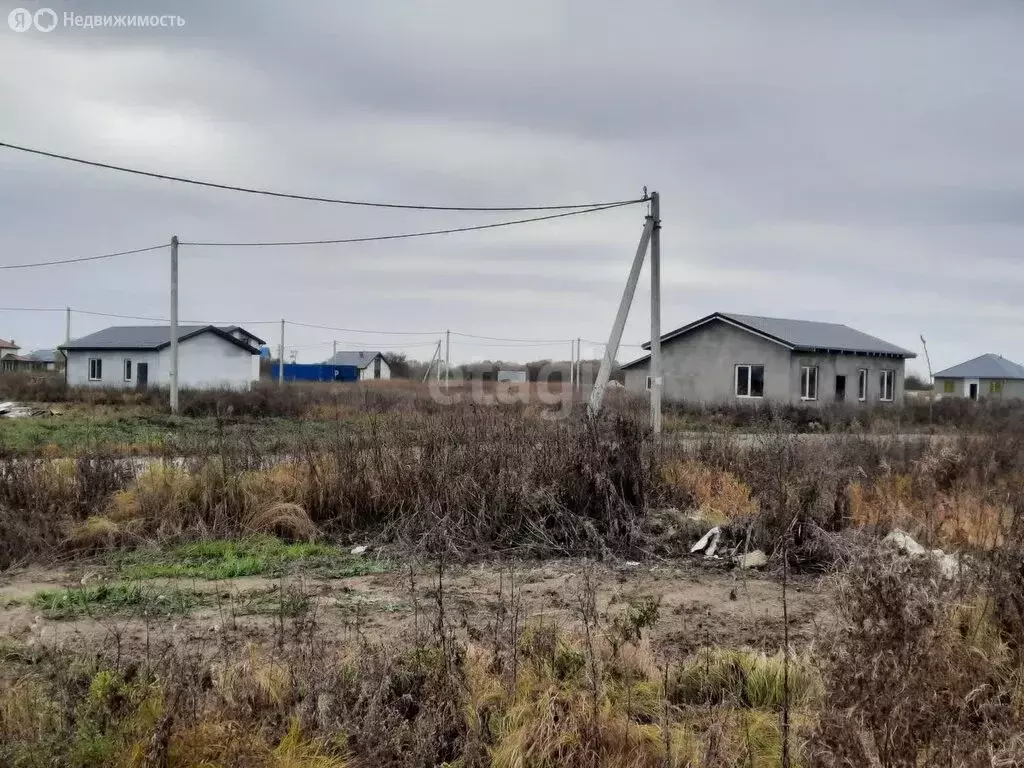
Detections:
72,309,279,325
287,320,442,336
582,338,647,348
0,140,647,213
180,202,638,248
0,307,627,349
451,331,569,343
0,243,167,270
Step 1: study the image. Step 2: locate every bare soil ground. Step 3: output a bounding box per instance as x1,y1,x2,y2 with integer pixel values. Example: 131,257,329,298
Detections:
0,557,830,660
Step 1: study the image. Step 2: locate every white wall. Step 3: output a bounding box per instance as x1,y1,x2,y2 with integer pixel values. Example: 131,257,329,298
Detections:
66,332,258,390
162,333,257,390
358,356,391,381
66,350,161,388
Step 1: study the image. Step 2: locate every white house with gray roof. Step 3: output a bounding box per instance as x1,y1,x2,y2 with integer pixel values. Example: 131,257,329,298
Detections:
933,354,1024,401
323,351,391,380
621,312,916,406
60,325,265,390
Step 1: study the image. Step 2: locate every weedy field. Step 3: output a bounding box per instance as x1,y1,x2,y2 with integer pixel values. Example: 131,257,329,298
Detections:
2,385,1024,766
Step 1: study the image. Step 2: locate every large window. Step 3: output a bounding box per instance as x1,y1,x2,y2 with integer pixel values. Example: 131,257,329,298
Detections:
990,380,1003,394
735,364,765,398
943,380,955,394
88,358,102,381
880,369,894,402
858,369,868,401
800,366,818,400
123,359,132,381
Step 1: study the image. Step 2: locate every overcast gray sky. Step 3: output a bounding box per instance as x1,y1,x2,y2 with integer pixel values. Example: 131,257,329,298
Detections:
2,0,1022,372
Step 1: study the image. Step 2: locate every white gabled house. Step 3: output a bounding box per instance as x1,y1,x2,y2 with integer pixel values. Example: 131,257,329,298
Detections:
323,351,391,381
60,325,265,390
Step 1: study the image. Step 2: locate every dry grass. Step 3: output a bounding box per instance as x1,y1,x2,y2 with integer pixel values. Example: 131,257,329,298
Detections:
661,460,758,524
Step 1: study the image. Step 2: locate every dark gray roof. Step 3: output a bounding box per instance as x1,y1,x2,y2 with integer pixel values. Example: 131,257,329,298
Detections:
933,353,1024,380
60,325,260,354
27,349,58,363
324,351,384,369
647,312,915,358
221,325,267,345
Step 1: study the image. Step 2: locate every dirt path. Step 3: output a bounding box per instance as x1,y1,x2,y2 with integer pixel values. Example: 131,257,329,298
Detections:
0,558,830,660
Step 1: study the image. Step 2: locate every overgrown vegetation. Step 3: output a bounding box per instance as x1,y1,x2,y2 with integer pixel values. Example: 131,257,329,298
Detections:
116,536,383,580
30,582,204,619
4,390,1024,764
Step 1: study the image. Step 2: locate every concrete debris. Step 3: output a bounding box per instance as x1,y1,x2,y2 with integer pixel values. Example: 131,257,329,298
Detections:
691,526,721,558
735,549,768,569
931,549,960,580
883,529,927,557
0,401,61,419
884,528,962,579
350,545,369,556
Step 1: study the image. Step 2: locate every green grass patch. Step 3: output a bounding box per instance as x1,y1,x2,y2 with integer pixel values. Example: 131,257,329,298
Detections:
30,582,204,620
116,535,388,581
0,411,378,457
0,415,174,456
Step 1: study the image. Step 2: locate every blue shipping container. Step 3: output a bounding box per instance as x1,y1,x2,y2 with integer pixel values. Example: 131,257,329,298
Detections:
270,363,359,382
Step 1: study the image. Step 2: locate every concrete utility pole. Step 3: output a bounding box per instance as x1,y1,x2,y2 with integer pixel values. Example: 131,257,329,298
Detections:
588,216,654,419
445,329,450,386
920,334,934,427
64,306,71,345
278,319,285,386
576,336,582,392
332,339,337,363
649,191,663,434
170,236,179,415
422,339,441,383
570,338,578,391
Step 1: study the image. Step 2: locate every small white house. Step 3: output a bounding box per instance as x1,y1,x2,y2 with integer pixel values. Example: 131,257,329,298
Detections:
324,351,391,381
60,325,265,390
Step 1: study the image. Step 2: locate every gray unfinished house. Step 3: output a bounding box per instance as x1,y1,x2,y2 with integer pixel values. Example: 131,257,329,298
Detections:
932,354,1024,401
621,312,915,405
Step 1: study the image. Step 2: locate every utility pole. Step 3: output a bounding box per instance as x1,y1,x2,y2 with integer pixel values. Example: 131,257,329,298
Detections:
170,236,179,415
62,306,71,376
422,339,441,383
588,215,654,419
445,329,450,386
920,334,934,428
278,319,285,386
569,340,575,390
332,339,337,363
649,191,662,435
576,336,582,392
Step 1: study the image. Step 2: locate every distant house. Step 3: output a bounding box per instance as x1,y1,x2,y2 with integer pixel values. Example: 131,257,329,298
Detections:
932,354,1024,401
621,312,916,405
323,351,391,381
27,349,61,371
1,349,63,373
497,369,528,383
60,325,265,390
0,338,20,372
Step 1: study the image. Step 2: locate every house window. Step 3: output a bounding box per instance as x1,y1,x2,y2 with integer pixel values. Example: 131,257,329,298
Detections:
88,358,102,381
990,380,1003,394
858,369,868,401
800,366,818,400
943,380,955,394
124,359,132,381
735,364,765,398
880,370,894,402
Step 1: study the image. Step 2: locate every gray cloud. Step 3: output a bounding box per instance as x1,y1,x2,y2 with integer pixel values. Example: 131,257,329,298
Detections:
1,0,1023,375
